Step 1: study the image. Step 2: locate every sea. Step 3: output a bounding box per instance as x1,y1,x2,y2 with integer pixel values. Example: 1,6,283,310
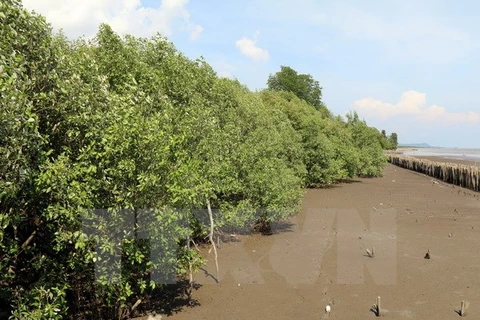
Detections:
403,147,480,162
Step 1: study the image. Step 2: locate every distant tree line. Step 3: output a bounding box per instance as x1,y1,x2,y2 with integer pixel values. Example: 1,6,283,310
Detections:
0,0,397,318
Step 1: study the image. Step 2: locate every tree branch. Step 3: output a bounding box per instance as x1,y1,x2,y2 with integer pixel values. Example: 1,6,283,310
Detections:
206,199,219,282
21,230,36,249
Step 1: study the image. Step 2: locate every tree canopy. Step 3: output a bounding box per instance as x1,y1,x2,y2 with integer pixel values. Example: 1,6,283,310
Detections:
267,65,329,116
0,1,397,318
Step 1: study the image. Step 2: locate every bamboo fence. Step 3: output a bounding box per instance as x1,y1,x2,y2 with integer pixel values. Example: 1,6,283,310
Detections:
387,155,480,192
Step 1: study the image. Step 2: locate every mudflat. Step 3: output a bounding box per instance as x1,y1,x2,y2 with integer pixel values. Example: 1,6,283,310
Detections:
167,164,480,319
411,155,480,167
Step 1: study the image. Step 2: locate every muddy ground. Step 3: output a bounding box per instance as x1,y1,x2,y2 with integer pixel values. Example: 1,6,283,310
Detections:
160,163,480,319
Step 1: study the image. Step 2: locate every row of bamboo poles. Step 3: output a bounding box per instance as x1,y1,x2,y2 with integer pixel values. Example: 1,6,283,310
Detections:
387,155,480,192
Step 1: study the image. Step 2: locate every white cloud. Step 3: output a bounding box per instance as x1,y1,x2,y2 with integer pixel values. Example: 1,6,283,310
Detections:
310,2,473,63
235,31,269,62
22,0,203,40
353,91,480,125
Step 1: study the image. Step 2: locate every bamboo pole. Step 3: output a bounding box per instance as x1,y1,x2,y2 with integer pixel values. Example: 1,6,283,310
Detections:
460,300,470,316
376,296,381,317
387,155,480,193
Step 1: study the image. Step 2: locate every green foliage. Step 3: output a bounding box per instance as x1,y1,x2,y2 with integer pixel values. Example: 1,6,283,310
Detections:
389,132,398,149
267,66,330,116
10,285,68,320
200,80,304,226
377,129,398,150
259,91,338,186
1,1,394,318
259,92,388,186
345,112,387,176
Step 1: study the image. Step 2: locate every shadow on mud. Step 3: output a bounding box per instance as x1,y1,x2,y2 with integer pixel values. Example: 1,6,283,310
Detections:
136,280,202,317
307,178,363,189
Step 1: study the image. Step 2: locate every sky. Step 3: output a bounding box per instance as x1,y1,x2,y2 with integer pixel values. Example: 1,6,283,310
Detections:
22,0,480,148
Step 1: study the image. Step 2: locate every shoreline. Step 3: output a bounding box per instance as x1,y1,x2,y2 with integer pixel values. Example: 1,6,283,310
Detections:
407,155,480,167
166,165,480,320
391,149,480,167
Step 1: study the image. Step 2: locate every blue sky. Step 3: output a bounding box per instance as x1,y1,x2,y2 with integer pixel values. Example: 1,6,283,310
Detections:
23,0,480,147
